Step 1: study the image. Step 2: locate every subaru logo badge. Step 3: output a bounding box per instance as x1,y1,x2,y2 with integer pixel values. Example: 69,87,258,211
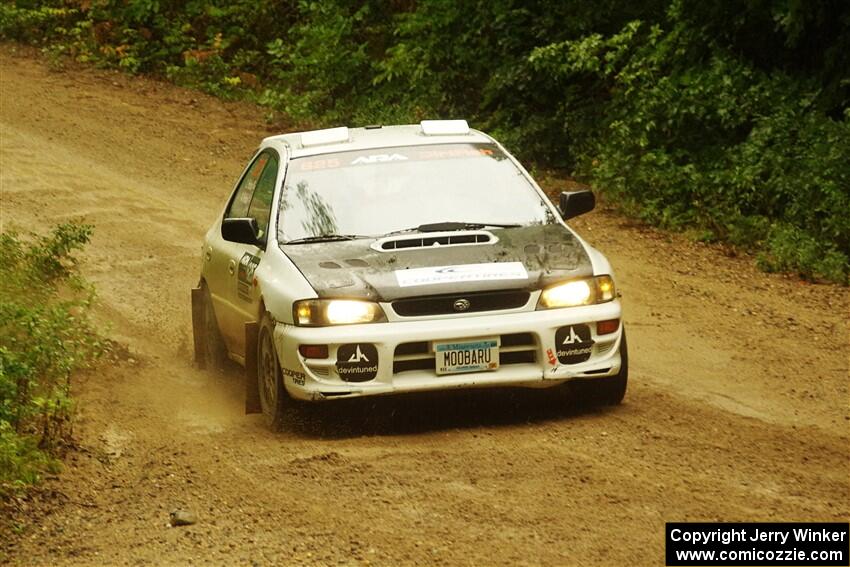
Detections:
453,298,471,312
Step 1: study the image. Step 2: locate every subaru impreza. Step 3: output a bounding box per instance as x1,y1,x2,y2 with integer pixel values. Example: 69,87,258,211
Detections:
191,120,627,428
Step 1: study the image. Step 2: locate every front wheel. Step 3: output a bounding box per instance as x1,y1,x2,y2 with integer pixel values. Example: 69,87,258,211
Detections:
574,330,629,406
257,312,290,430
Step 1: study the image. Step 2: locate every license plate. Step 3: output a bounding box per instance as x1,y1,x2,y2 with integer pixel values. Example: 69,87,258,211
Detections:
434,338,500,375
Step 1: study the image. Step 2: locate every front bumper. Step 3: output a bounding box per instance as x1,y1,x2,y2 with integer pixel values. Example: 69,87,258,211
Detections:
274,301,624,401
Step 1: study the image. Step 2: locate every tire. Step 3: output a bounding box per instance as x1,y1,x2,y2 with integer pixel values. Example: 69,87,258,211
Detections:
575,329,629,406
257,312,289,430
202,286,228,372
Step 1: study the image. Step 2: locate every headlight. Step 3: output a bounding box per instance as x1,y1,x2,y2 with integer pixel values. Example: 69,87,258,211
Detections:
537,275,616,309
293,299,387,326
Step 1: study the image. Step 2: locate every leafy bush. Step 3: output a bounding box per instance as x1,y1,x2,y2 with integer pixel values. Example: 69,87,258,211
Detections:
528,3,850,282
260,1,389,124
0,3,78,44
0,223,105,494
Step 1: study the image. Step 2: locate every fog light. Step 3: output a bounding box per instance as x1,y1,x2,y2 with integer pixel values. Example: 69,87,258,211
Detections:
597,319,620,335
299,344,329,359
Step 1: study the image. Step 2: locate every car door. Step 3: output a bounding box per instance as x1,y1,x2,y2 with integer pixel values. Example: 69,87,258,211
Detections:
205,150,280,358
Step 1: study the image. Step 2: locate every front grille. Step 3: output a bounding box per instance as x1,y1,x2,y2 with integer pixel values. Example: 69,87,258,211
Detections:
393,357,434,374
394,342,429,356
393,333,537,375
502,332,534,347
392,290,530,317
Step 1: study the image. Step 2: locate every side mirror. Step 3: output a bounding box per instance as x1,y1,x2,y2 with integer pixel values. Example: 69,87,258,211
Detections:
559,190,596,220
221,217,261,246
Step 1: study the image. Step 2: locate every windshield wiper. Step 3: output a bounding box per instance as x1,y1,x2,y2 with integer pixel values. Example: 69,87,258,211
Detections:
384,221,522,236
283,234,370,245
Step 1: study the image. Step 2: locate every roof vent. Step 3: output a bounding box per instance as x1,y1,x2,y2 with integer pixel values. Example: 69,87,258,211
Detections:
420,120,470,136
300,126,350,148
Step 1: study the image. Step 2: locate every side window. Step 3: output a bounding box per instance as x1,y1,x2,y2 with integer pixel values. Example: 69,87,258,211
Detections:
247,153,279,238
225,152,271,219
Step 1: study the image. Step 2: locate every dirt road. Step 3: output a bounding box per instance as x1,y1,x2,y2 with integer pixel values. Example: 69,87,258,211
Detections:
1,46,848,566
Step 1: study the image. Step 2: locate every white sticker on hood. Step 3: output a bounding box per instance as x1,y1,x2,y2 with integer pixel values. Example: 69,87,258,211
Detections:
395,262,528,287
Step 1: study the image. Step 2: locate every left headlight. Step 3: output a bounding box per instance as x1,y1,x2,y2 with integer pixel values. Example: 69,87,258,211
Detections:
537,275,616,309
293,299,387,326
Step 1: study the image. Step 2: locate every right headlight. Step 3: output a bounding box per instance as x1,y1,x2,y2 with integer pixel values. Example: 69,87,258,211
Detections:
536,275,616,309
293,299,387,326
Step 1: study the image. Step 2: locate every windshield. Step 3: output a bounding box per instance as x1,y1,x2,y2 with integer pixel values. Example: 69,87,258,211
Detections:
277,143,554,242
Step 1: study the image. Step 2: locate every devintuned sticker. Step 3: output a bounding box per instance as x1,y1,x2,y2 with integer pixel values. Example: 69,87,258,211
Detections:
395,262,528,288
555,324,594,364
336,344,378,382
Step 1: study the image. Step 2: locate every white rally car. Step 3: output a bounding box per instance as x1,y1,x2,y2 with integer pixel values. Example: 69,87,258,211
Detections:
192,120,627,428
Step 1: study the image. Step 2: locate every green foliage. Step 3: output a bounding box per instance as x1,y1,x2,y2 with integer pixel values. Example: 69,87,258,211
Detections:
0,3,78,44
758,224,849,283
0,422,57,491
2,0,848,282
0,224,104,495
260,1,386,123
528,3,850,282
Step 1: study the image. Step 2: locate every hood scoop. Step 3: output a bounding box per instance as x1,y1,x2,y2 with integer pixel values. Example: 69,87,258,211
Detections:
372,230,497,252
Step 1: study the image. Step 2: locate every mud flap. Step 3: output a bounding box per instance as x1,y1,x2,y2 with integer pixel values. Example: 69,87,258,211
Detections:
244,321,261,414
191,287,206,369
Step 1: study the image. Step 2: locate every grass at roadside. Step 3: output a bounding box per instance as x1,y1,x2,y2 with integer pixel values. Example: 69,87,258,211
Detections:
0,223,106,497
